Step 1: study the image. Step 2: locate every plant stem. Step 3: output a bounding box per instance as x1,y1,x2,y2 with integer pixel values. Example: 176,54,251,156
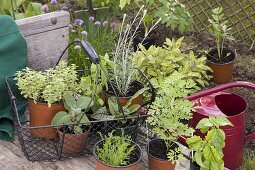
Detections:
10,0,16,20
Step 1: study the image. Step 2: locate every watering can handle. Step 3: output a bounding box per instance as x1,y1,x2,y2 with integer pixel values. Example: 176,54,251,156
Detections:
184,81,255,101
181,81,255,143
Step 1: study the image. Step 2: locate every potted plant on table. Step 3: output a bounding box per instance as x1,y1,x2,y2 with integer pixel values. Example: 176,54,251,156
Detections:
146,72,196,170
51,92,92,154
207,7,236,84
15,61,79,139
93,130,142,170
187,116,233,170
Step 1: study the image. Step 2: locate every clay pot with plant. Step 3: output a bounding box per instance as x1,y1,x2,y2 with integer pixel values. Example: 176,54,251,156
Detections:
15,62,79,139
187,116,233,170
93,130,142,170
51,92,92,154
146,72,196,170
207,7,236,84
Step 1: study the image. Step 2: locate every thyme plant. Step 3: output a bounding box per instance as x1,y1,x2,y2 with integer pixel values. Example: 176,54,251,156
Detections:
147,72,195,162
95,131,136,166
208,7,235,61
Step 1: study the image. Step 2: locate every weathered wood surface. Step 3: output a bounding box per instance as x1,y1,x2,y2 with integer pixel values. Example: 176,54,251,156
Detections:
0,138,190,170
16,11,70,71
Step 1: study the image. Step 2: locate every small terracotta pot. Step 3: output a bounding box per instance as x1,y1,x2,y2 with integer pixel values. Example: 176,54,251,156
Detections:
147,139,177,170
58,129,90,154
207,48,236,84
28,99,65,139
93,140,142,170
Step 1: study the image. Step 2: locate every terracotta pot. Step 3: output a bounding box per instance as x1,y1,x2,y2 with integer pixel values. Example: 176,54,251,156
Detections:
93,140,142,170
58,129,90,154
28,99,65,139
147,139,177,170
103,81,144,107
207,48,236,84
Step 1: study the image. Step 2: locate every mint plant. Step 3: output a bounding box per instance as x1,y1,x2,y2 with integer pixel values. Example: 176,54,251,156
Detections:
208,7,235,62
51,92,92,134
92,87,149,120
133,37,212,89
95,130,136,166
186,116,234,170
15,61,79,106
147,72,195,162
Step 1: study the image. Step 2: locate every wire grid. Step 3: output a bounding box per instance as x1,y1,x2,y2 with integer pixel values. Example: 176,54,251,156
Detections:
5,69,155,162
181,0,255,47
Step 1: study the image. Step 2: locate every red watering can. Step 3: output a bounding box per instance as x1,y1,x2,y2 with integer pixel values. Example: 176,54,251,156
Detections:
180,81,255,170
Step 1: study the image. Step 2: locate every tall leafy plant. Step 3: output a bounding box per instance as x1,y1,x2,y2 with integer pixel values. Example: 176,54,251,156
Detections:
187,117,234,170
208,7,235,61
133,37,212,89
147,72,195,162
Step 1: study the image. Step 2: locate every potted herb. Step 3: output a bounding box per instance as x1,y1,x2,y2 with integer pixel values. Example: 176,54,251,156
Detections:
147,72,196,170
187,116,233,170
92,88,148,140
15,61,79,138
133,37,212,88
207,7,236,84
103,10,150,106
93,130,142,170
51,92,92,154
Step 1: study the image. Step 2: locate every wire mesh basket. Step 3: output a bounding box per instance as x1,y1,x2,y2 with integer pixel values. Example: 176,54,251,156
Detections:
5,66,155,161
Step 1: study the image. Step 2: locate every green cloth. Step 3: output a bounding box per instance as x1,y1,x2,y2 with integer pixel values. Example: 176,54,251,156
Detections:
0,15,28,141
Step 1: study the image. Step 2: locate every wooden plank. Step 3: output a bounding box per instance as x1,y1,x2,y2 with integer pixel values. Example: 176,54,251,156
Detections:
16,11,70,70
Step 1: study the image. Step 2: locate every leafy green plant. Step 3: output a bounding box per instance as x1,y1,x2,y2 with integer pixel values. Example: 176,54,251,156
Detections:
147,72,195,162
15,61,79,106
208,7,235,61
0,0,43,19
186,116,234,170
92,88,148,120
51,92,91,134
133,37,212,89
95,130,136,166
120,0,193,34
68,17,117,70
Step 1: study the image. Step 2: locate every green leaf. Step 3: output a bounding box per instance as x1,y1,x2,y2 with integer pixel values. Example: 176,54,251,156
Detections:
186,135,204,150
77,96,93,110
51,111,72,125
76,113,89,124
24,2,43,18
126,87,149,107
194,150,206,168
205,129,225,149
108,97,120,116
64,93,76,109
92,107,114,120
74,125,82,134
127,104,140,113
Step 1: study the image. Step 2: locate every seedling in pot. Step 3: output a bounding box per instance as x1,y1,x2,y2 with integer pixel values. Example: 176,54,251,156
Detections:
208,7,235,62
187,116,233,170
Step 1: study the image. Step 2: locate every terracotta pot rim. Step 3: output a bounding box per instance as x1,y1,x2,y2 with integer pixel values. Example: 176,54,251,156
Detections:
104,80,144,99
147,138,178,161
207,48,237,65
28,99,63,106
93,140,142,168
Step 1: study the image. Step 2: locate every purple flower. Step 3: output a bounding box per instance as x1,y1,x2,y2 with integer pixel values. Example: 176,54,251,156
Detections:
74,38,80,42
71,30,76,34
110,22,117,29
94,21,101,26
75,19,84,26
81,31,88,37
74,45,81,51
50,0,58,5
89,16,94,21
102,21,108,27
41,5,49,12
68,24,73,30
61,5,68,11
